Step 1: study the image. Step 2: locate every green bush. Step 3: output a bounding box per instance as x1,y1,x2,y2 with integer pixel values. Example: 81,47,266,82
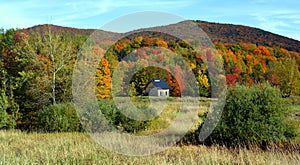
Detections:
0,91,17,129
38,103,83,132
38,100,157,133
206,83,297,147
118,104,156,133
0,93,9,128
79,100,118,132
0,108,9,129
78,100,156,133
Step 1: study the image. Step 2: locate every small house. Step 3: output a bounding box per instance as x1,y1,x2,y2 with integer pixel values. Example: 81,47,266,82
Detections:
143,78,170,97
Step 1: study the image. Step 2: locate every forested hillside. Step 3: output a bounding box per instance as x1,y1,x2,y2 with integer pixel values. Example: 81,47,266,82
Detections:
23,20,300,52
196,20,300,52
0,20,300,132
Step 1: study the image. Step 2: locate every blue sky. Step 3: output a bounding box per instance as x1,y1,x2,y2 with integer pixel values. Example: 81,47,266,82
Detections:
1,0,300,41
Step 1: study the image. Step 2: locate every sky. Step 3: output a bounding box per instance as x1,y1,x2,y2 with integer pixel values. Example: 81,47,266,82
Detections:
0,0,300,41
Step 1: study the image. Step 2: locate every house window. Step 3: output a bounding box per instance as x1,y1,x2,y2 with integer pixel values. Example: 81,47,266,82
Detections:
160,91,162,96
165,91,168,96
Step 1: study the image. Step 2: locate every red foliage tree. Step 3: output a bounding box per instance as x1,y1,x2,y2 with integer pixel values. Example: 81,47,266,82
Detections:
226,74,237,86
231,66,242,75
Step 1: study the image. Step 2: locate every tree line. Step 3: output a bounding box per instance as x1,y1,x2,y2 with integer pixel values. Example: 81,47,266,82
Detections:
0,27,300,132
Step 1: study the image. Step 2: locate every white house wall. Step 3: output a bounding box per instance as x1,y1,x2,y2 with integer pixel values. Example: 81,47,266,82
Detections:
157,89,169,97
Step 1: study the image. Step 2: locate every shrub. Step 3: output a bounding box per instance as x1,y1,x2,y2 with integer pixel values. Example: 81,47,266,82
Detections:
78,99,156,133
0,93,9,128
0,108,9,129
79,100,118,132
206,83,297,147
39,100,157,133
38,103,83,132
117,104,156,133
0,91,17,129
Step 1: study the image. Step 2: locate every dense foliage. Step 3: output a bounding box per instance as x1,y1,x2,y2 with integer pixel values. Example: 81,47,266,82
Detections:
196,20,300,52
37,100,156,133
206,83,297,146
0,23,300,147
58,100,155,133
38,103,83,132
0,28,87,130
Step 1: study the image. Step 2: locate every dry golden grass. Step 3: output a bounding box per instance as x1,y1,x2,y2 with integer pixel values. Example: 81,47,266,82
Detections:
0,130,299,164
1,97,299,164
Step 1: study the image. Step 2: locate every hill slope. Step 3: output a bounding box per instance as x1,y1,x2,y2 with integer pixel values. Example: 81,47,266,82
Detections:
22,21,300,52
196,20,300,52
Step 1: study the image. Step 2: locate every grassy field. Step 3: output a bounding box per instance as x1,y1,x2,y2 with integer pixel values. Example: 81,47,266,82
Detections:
0,130,299,164
1,97,299,164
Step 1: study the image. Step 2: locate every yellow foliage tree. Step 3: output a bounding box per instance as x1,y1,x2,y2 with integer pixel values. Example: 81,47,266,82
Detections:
198,71,210,89
95,58,112,99
197,70,210,96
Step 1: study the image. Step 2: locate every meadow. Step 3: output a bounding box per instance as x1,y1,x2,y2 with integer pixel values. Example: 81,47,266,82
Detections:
0,130,299,164
0,96,299,164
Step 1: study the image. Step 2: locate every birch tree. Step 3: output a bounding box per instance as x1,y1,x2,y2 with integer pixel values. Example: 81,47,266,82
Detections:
30,26,74,105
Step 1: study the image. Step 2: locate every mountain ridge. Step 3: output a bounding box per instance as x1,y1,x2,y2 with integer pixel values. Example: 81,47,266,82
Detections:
22,20,300,52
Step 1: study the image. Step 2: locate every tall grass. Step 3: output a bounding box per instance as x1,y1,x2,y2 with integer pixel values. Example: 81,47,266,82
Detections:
1,96,299,164
0,130,299,164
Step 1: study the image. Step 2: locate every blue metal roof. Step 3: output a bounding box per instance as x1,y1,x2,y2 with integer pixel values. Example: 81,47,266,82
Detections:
151,78,170,89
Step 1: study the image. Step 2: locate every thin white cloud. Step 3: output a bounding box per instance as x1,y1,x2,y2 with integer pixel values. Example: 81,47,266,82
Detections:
0,4,39,28
248,9,300,40
190,0,300,40
0,0,195,29
63,0,192,18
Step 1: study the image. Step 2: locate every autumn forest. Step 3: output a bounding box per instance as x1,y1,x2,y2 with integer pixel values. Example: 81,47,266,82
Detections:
1,21,300,148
